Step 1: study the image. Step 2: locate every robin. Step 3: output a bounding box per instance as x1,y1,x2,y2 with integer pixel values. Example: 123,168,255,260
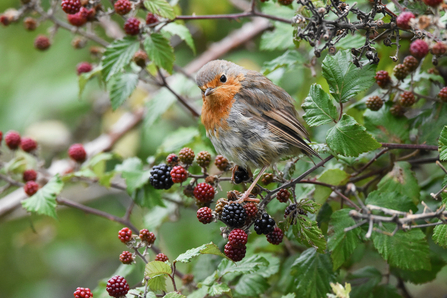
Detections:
196,60,320,200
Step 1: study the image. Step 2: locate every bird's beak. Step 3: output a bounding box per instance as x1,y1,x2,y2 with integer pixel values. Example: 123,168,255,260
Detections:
204,87,214,96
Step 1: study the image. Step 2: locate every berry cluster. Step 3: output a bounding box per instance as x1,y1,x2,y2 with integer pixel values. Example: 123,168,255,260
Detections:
118,227,132,243
221,203,247,228
106,276,129,298
139,229,156,245
224,229,248,262
197,207,213,224
119,251,133,264
194,182,215,203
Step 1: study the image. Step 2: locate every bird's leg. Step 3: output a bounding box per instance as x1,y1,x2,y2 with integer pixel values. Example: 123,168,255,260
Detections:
237,165,268,203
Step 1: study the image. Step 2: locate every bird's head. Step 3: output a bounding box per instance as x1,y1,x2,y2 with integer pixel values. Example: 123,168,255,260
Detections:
196,60,246,107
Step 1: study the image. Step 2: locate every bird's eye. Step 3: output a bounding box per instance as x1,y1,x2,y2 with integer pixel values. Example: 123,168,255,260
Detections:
220,74,227,83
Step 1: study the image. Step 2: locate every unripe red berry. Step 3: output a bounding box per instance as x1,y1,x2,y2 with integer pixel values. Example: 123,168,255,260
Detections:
228,229,248,248
266,227,284,245
390,104,405,117
77,62,93,75
23,17,37,31
278,0,293,4
374,70,391,88
243,202,258,218
118,227,132,243
193,183,215,203
119,251,133,264
0,15,9,26
73,287,93,298
68,143,87,162
23,169,38,182
423,0,442,7
114,0,132,15
106,276,129,298
139,229,156,244
67,7,88,27
396,12,415,30
197,207,213,224
61,0,81,14
431,42,447,56
179,147,195,164
24,181,39,196
124,17,140,35
224,242,246,262
399,91,416,107
170,166,188,183
0,131,3,145
146,12,158,25
20,137,37,152
438,87,447,102
214,155,229,171
155,253,169,262
410,39,429,60
196,151,211,168
366,96,383,111
276,188,290,203
5,131,21,150
34,35,51,51
403,55,419,72
393,64,409,81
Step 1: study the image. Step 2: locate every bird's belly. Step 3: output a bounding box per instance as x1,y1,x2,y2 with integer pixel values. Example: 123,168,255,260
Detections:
207,125,293,169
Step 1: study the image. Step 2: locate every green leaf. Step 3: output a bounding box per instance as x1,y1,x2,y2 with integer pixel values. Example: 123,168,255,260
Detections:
217,255,269,277
371,223,430,271
439,126,447,161
101,37,139,81
291,248,336,298
109,73,139,110
433,224,447,248
143,33,175,74
164,293,186,298
175,242,228,263
292,217,327,253
260,22,294,51
144,261,172,292
235,274,269,297
187,287,208,298
347,266,382,297
326,114,381,157
208,283,232,297
327,209,361,270
364,106,410,143
261,50,305,75
302,84,339,127
157,127,199,154
376,162,420,206
144,88,177,128
322,50,376,103
162,23,195,54
143,0,176,20
314,168,349,205
371,285,401,298
391,253,446,284
21,175,64,219
78,66,102,97
365,191,417,213
281,294,296,298
133,183,165,208
115,158,151,194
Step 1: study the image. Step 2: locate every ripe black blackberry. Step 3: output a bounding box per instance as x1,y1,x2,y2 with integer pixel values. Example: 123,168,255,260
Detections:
224,242,246,262
254,213,275,235
393,64,409,81
197,207,213,224
403,56,419,72
228,229,248,248
266,227,284,245
221,203,247,228
124,17,140,35
233,167,250,184
390,105,405,117
155,253,169,262
214,155,229,171
139,229,156,245
438,87,447,102
399,91,416,107
119,251,133,264
114,0,132,15
106,275,129,297
196,151,211,168
284,204,297,218
118,227,132,243
374,70,391,89
193,183,215,203
261,173,274,185
366,96,383,111
149,164,174,190
243,202,258,218
73,287,93,298
276,189,290,203
179,147,195,165
61,0,81,14
170,166,188,183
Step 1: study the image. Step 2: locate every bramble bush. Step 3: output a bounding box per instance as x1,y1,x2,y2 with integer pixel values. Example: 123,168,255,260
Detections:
1,0,447,297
